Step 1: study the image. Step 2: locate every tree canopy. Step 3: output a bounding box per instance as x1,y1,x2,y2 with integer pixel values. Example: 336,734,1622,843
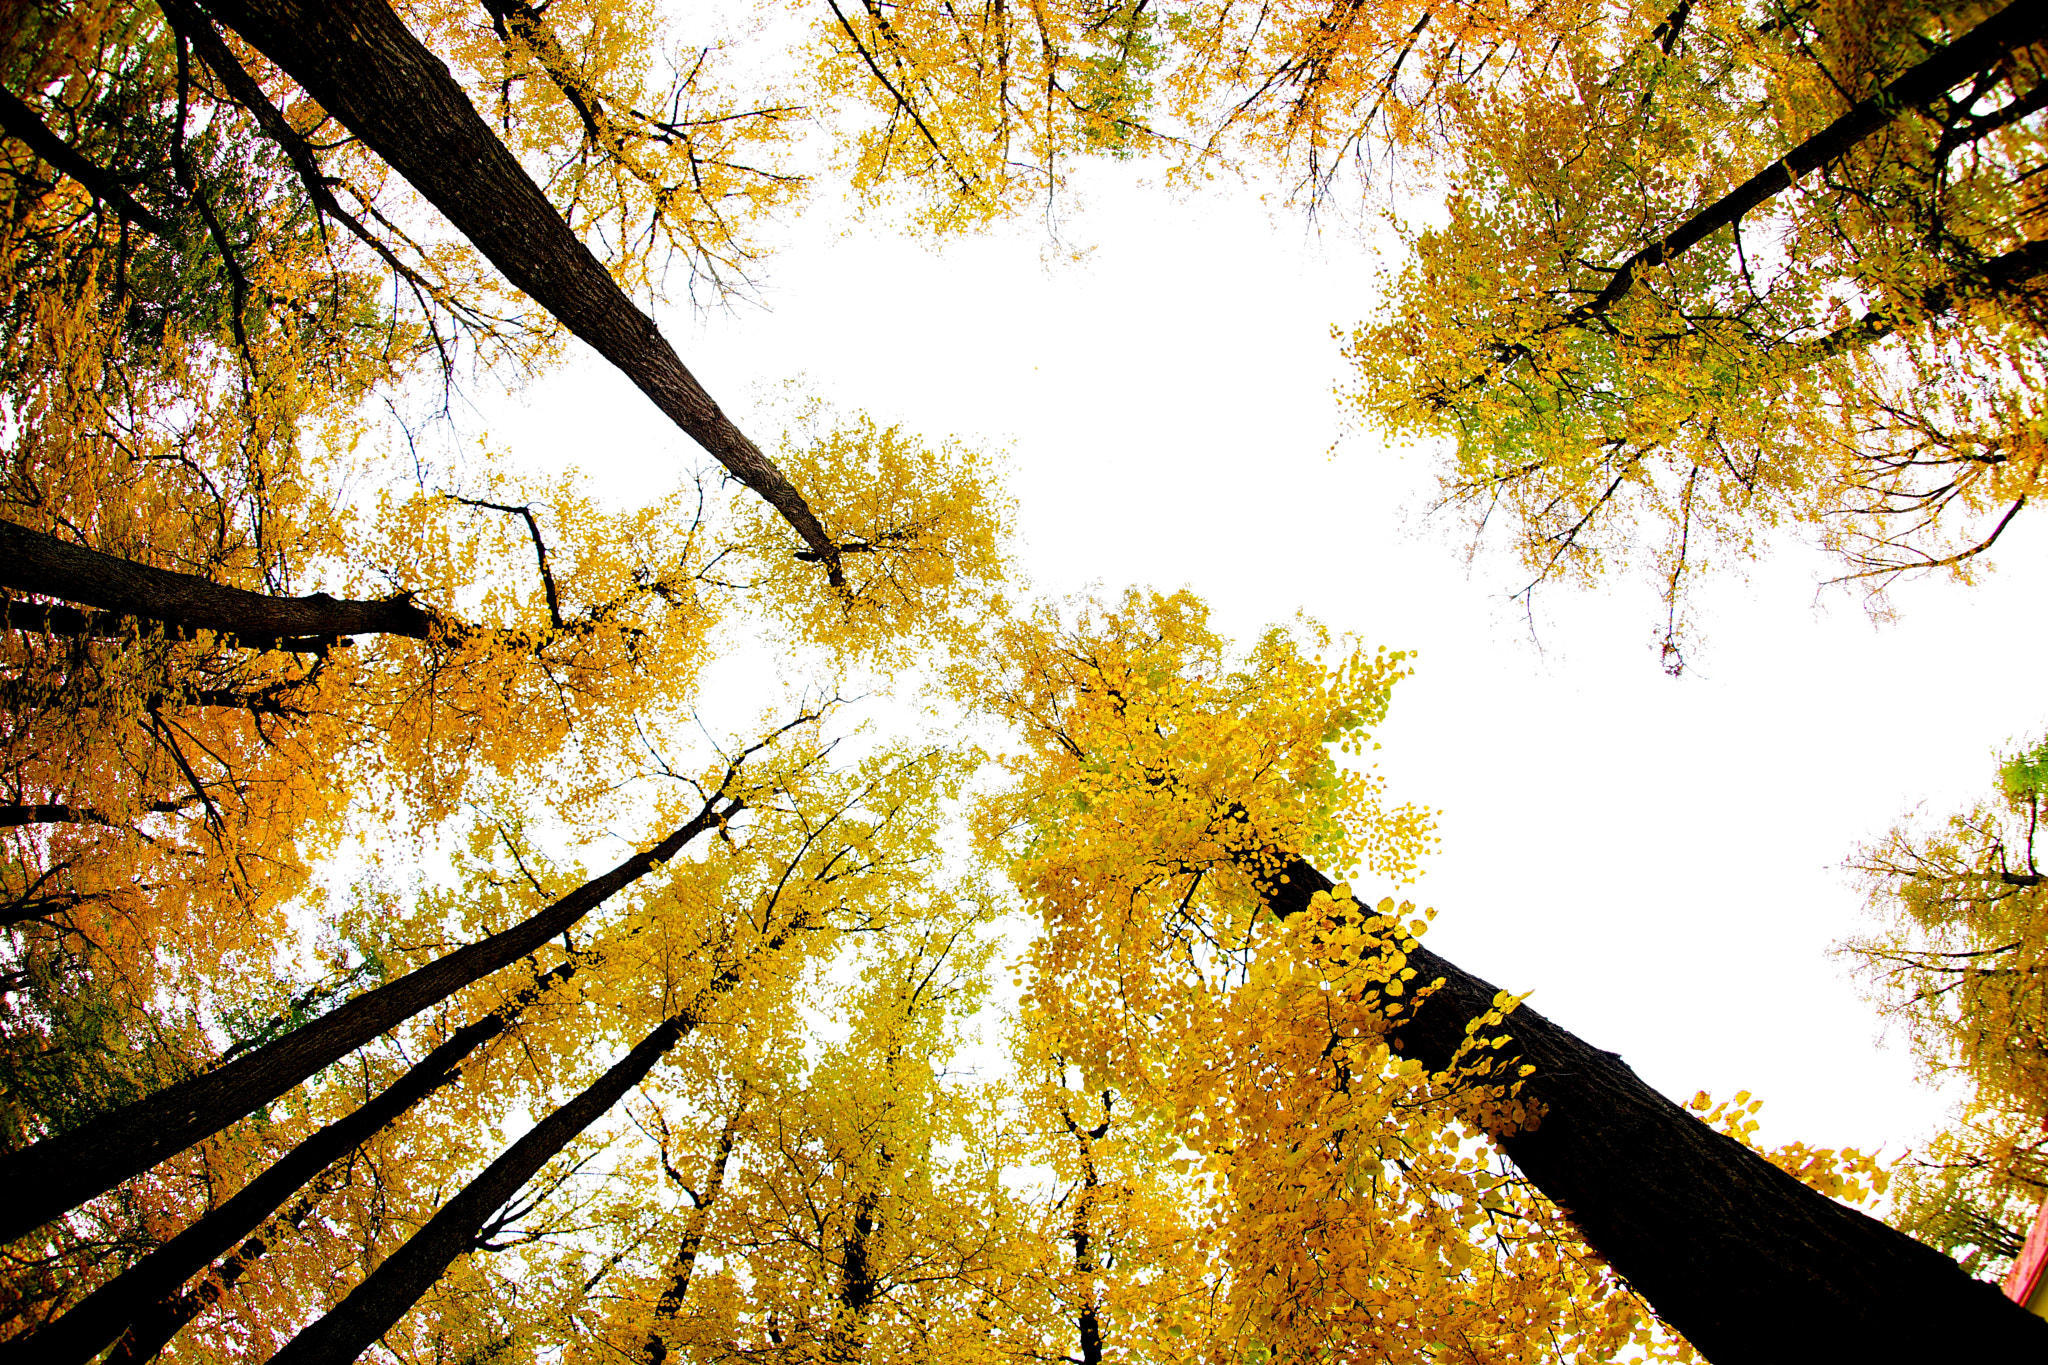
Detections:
3,0,2045,1361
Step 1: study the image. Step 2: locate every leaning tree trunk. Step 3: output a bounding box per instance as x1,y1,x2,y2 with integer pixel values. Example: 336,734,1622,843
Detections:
1,519,434,646
1577,0,2046,318
1572,0,2039,317
0,797,732,1244
11,960,583,1365
643,1100,743,1365
1262,858,2048,1361
102,1165,344,1365
265,909,809,1365
268,1011,697,1365
193,0,846,583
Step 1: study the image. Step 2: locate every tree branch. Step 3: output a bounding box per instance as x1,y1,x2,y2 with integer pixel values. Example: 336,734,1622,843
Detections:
0,85,174,237
0,519,435,642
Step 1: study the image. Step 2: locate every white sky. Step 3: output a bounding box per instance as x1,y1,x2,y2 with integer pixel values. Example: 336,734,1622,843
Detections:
472,163,2048,1163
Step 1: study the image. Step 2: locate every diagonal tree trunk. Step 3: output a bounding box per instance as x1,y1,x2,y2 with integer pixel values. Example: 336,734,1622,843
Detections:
1577,0,2047,319
1259,857,2048,1362
0,794,734,1244
267,1011,697,1365
10,960,583,1365
101,1163,347,1365
1798,237,2048,362
265,911,810,1365
193,0,847,584
1,520,435,644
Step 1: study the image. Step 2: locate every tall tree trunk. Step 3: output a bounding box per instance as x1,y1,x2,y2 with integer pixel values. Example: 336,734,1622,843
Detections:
267,1012,697,1365
194,0,847,584
10,961,581,1365
261,912,808,1365
823,1189,883,1365
1579,0,2047,318
1,520,434,643
0,798,732,1243
1260,858,2048,1361
1068,1140,1102,1365
102,1165,345,1365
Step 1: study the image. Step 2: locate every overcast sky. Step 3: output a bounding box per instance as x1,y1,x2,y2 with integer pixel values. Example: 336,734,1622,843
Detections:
472,163,2048,1161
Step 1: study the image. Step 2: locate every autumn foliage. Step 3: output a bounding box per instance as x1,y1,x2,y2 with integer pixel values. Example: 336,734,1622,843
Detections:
2,0,2044,1361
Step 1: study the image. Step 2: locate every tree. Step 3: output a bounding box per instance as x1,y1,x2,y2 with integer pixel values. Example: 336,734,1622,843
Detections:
1341,0,2048,660
8,0,2043,1357
1845,734,2048,1279
961,588,2048,1359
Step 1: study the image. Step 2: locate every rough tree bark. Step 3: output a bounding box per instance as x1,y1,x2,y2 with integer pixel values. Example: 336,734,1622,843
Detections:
193,0,847,583
0,797,733,1244
1261,857,2048,1362
1,519,433,643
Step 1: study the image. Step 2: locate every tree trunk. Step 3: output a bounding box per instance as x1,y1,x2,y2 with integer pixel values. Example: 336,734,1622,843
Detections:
10,961,580,1365
194,0,846,583
643,1102,743,1365
0,800,729,1244
822,1189,883,1365
101,1165,344,1365
0,520,433,643
1801,236,2048,361
1580,0,2047,318
267,1013,695,1365
1260,858,2048,1361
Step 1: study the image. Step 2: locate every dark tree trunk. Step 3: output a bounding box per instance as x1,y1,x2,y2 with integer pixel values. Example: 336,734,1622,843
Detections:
267,1013,694,1365
101,1166,342,1365
10,961,580,1365
1580,0,2047,317
1261,858,2048,1361
0,520,433,644
0,800,729,1244
1805,236,2048,360
0,800,192,828
643,1105,742,1365
194,0,846,583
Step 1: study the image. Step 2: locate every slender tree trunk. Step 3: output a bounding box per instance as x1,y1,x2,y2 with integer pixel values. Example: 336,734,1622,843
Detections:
260,912,808,1365
1070,1151,1102,1365
1580,0,2047,317
0,520,434,643
0,800,730,1244
7,961,581,1365
102,1164,345,1365
267,1012,696,1365
643,1102,743,1365
194,0,846,584
1260,858,2048,1361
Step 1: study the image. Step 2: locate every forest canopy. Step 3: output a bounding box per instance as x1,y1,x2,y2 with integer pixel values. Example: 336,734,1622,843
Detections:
1,0,2045,1362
